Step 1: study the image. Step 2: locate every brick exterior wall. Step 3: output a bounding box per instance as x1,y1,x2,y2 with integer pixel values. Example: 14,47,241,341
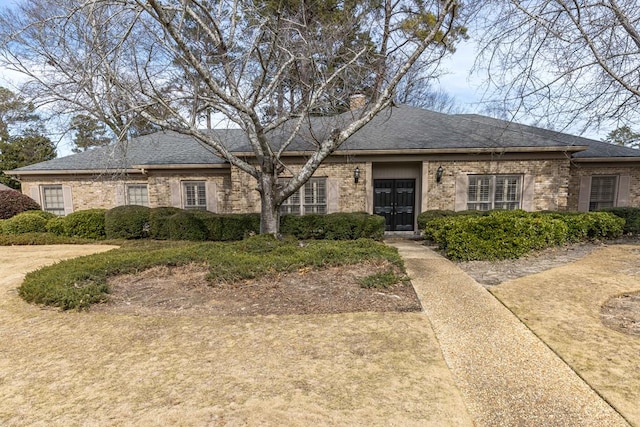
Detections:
423,158,572,212
229,162,367,214
20,175,148,211
20,172,233,213
147,172,232,213
20,156,639,216
567,163,640,210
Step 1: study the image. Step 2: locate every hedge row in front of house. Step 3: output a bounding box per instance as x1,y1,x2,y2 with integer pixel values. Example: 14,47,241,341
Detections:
104,206,385,241
0,209,107,240
0,205,385,242
418,209,625,261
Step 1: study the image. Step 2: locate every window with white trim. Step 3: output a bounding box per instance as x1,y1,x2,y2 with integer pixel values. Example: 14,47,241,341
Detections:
183,181,207,210
280,178,327,215
127,184,149,206
468,175,522,211
589,176,617,211
42,185,65,216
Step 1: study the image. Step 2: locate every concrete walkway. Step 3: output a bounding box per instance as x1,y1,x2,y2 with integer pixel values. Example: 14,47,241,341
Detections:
388,240,630,427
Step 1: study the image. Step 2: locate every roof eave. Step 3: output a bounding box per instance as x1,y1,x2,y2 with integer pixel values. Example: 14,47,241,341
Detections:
132,163,230,170
9,168,144,176
573,157,640,163
235,145,589,157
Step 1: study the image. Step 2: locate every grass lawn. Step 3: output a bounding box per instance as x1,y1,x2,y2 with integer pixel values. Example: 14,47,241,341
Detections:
0,245,472,426
490,245,640,425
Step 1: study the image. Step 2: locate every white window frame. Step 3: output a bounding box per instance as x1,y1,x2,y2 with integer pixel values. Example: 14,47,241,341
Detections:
280,177,327,215
467,175,522,211
41,185,65,216
182,181,207,210
126,184,149,207
589,175,617,211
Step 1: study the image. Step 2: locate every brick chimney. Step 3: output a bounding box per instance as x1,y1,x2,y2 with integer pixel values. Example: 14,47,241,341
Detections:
349,93,366,110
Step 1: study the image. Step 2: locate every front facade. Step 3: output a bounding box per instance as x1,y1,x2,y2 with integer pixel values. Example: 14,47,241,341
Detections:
11,106,640,232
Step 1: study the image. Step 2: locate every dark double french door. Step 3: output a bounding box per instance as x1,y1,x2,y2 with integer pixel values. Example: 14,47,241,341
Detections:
373,179,415,231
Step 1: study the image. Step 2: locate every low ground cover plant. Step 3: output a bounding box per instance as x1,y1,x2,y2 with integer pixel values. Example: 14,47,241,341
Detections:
19,236,405,310
419,209,624,261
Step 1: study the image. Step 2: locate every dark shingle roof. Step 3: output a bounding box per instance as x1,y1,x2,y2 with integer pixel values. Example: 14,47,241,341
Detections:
11,105,640,173
12,131,232,172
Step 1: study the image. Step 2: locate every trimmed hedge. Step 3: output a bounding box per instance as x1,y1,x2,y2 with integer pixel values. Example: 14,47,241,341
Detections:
2,211,56,235
538,211,625,242
51,209,107,239
105,205,150,239
280,212,385,240
417,209,484,230
148,207,183,240
420,209,624,261
0,189,41,219
166,211,209,241
149,209,260,241
602,207,640,234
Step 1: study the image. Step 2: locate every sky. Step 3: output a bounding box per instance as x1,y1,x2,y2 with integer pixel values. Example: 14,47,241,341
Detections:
0,1,605,157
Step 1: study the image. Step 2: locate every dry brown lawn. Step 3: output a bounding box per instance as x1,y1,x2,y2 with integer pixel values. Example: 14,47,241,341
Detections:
490,245,640,426
0,245,471,427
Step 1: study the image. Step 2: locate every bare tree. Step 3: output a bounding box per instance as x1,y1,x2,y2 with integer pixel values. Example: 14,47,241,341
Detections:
0,0,466,234
475,1,640,133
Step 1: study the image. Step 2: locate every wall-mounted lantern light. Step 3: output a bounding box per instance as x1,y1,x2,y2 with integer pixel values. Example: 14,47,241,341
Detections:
354,167,360,184
436,165,444,183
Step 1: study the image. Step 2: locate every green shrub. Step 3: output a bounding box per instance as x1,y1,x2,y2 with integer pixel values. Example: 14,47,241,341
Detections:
45,217,66,235
189,210,224,240
167,211,208,241
425,210,625,261
418,209,486,231
602,207,640,234
280,212,385,240
538,211,624,241
2,211,54,234
55,209,106,239
105,205,150,239
148,207,183,240
219,213,261,241
0,189,41,219
426,210,568,261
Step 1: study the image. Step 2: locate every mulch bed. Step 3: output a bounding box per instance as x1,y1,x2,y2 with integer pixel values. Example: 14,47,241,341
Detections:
94,261,422,317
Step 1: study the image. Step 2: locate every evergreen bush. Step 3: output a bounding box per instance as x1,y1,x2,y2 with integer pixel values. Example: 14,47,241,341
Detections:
602,207,640,234
166,211,208,241
2,211,54,234
148,207,183,240
280,212,385,240
104,205,150,239
423,209,625,261
56,209,106,239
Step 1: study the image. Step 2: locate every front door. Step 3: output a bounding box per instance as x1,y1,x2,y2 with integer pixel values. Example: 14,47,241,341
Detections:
373,179,415,231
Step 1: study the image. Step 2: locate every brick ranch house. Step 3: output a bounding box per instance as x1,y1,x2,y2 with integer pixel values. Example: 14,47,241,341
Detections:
9,105,640,232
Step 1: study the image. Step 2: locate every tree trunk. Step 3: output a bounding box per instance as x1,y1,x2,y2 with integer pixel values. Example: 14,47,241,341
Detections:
259,173,280,235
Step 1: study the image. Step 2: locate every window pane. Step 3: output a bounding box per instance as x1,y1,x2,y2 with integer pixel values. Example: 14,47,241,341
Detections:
279,179,301,215
127,185,149,206
304,178,327,214
468,175,521,210
280,178,327,215
42,185,65,216
589,176,617,211
183,182,207,210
